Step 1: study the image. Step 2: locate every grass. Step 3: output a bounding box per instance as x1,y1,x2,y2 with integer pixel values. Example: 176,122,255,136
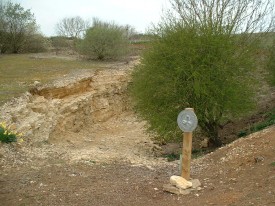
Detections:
0,54,106,105
163,153,180,162
238,108,275,137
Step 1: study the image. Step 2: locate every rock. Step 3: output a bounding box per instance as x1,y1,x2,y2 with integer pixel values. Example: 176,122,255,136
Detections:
191,179,201,189
163,184,191,195
200,138,209,148
197,187,203,191
180,188,191,195
229,178,237,183
254,156,264,163
163,184,181,195
170,175,192,189
33,81,41,87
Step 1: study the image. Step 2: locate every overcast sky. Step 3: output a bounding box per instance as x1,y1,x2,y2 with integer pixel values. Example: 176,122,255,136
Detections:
13,0,170,37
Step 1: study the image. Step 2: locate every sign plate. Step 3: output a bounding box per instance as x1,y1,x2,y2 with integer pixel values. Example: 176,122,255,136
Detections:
177,109,198,132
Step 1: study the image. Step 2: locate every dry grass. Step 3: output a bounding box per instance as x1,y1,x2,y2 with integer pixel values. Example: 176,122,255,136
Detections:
0,54,106,105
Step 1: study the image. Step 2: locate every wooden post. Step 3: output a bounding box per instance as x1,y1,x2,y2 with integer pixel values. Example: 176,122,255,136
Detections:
177,107,197,180
181,131,192,180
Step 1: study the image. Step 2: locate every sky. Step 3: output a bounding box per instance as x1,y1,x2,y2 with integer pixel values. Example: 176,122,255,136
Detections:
13,0,170,37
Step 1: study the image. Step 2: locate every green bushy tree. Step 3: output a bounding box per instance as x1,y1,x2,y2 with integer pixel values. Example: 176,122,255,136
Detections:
131,0,274,146
79,19,129,60
23,33,48,53
0,0,46,53
266,41,275,86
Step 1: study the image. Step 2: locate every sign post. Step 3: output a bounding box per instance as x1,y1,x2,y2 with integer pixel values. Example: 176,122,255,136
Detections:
177,108,198,180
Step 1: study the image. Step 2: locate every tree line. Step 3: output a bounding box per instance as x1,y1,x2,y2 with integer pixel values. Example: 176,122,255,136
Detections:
55,17,137,60
0,0,137,60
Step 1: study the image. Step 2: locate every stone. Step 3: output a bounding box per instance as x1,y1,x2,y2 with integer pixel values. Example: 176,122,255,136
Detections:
33,81,41,87
163,184,181,195
254,156,264,163
200,138,209,148
170,175,192,190
229,178,237,183
197,187,202,191
180,188,191,195
191,179,201,189
163,184,191,195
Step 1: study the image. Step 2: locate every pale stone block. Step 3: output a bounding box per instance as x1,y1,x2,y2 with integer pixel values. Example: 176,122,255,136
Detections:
170,175,192,190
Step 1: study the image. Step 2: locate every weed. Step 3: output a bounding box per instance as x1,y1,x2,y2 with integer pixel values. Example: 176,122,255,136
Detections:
0,122,23,143
163,153,180,162
238,130,248,137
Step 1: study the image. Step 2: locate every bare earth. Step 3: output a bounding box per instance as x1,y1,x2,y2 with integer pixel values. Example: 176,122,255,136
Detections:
0,58,274,206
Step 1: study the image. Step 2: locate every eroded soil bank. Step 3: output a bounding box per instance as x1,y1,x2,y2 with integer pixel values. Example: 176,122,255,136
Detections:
0,58,167,166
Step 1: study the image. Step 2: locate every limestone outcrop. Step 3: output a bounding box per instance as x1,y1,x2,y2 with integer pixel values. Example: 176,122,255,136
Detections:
0,68,132,144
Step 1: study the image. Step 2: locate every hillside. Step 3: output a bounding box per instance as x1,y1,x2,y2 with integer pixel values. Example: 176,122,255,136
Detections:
0,57,274,206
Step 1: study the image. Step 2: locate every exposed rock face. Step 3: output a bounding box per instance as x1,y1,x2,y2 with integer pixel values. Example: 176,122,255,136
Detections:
0,68,132,144
0,59,170,166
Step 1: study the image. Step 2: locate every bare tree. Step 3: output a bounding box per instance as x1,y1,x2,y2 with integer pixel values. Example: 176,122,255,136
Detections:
55,16,90,38
167,0,274,35
124,24,137,38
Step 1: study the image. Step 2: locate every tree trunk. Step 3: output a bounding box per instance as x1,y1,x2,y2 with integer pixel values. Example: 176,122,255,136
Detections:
204,122,223,147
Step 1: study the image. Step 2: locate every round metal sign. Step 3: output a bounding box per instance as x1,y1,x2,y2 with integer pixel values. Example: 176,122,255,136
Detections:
177,109,198,132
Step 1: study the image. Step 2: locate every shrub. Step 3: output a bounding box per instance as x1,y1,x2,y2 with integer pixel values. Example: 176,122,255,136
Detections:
50,36,71,54
79,20,129,60
266,40,275,86
22,33,49,53
131,0,273,146
131,27,256,145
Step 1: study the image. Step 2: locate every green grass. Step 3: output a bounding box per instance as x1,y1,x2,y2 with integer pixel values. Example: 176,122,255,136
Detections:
162,153,180,162
0,54,106,105
238,109,275,137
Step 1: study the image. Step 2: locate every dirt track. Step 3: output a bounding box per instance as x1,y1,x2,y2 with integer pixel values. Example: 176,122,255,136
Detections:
0,126,274,206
